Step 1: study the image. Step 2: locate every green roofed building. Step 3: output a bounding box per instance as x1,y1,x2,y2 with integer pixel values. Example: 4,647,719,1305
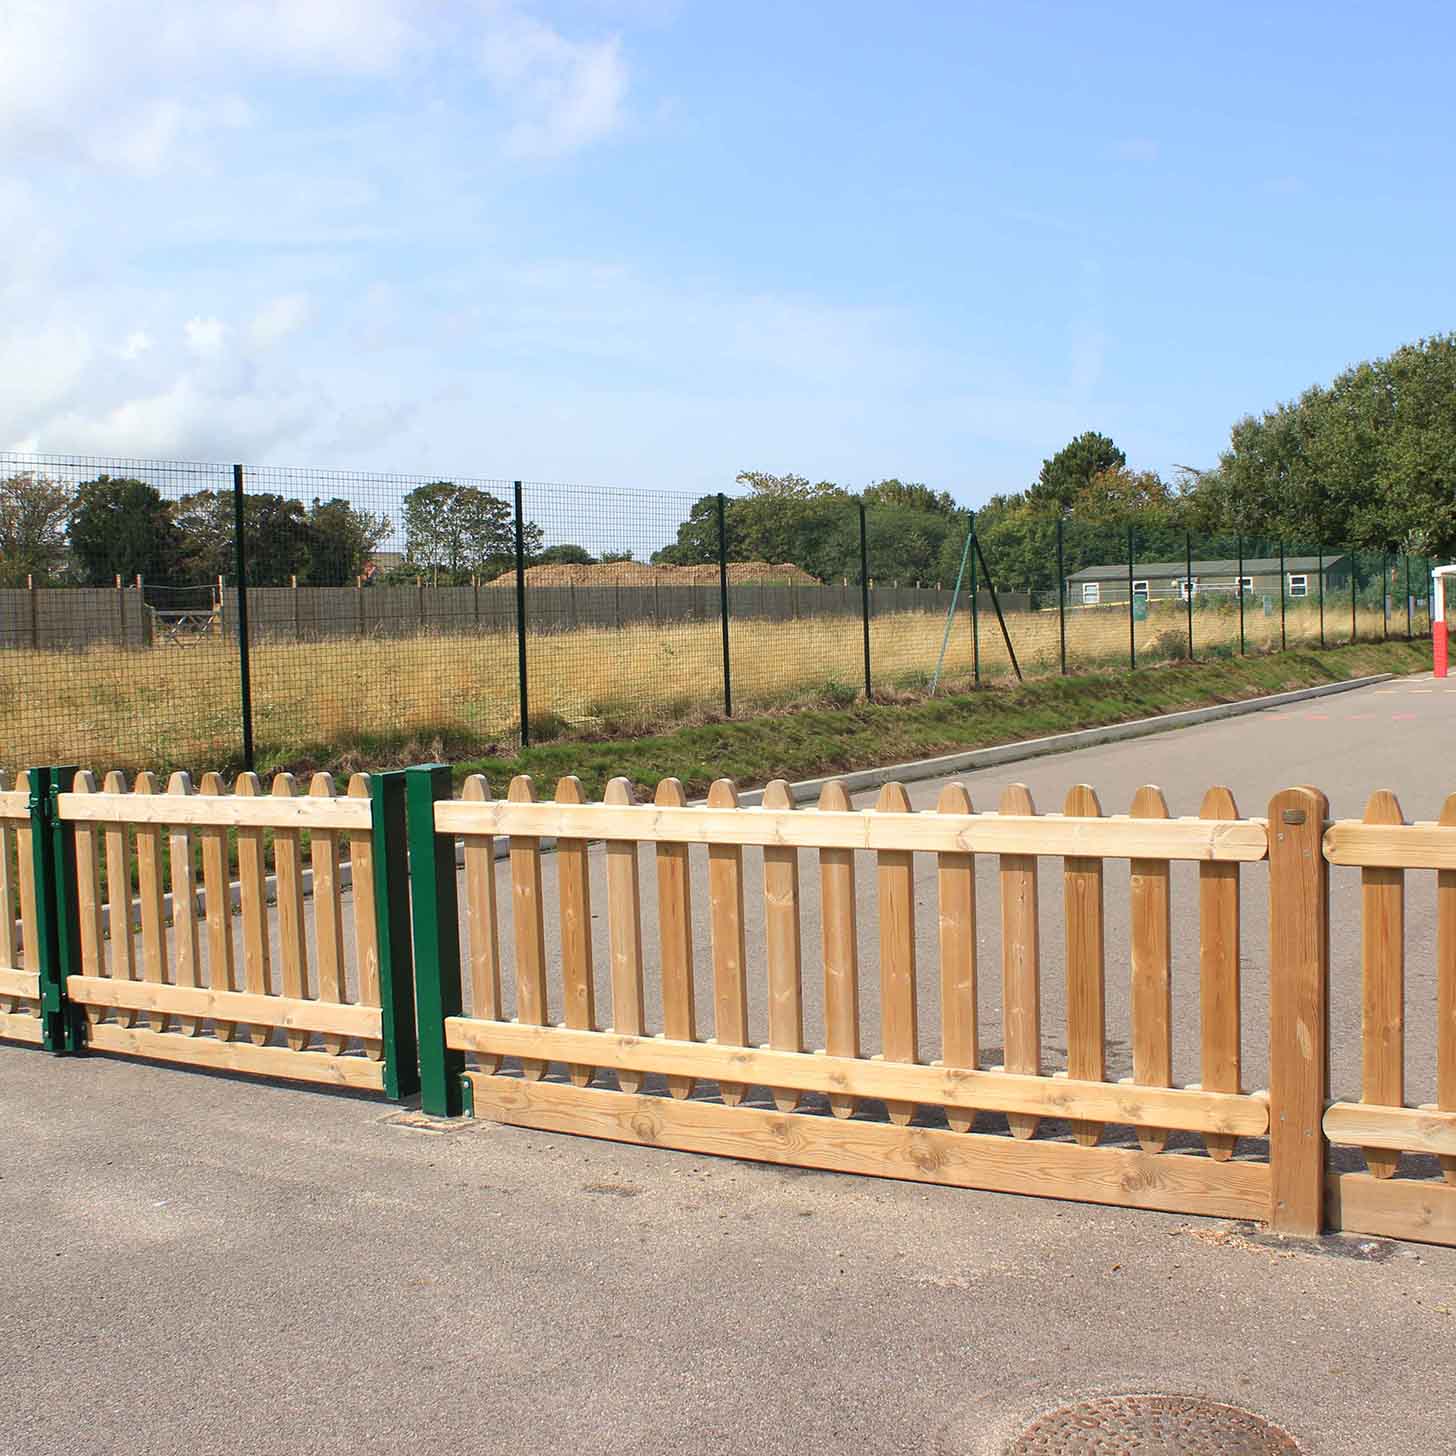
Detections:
1064,554,1349,606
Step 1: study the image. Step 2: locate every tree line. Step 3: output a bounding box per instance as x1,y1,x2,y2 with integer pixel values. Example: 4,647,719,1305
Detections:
0,476,572,588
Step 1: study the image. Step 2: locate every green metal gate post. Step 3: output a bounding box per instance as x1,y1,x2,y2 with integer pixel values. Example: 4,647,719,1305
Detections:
405,764,464,1117
369,769,420,1102
30,765,82,1054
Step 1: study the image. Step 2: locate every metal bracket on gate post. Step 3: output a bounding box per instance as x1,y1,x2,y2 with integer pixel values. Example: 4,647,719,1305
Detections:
30,765,83,1055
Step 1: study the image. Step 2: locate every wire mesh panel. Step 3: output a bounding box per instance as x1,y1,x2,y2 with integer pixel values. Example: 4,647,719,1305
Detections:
520,481,726,737
240,463,520,760
0,452,241,773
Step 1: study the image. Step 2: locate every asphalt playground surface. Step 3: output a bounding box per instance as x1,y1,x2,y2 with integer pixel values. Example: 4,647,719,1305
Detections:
6,672,1456,1454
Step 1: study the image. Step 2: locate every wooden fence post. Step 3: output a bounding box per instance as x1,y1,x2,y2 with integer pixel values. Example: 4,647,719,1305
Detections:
369,768,421,1102
405,763,463,1116
1267,785,1330,1236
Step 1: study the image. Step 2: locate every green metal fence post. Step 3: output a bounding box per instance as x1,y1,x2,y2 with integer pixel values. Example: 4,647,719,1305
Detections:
1382,552,1390,640
969,517,981,685
1279,541,1287,650
513,481,530,749
1237,533,1245,654
1127,525,1136,671
1350,549,1359,643
369,769,420,1102
1056,515,1067,675
405,763,463,1117
859,502,872,701
1406,554,1413,640
717,492,732,717
1184,530,1194,659
30,765,82,1054
1317,543,1326,647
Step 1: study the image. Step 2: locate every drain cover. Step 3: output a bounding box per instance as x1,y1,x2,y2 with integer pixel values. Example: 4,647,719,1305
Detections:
1009,1394,1301,1454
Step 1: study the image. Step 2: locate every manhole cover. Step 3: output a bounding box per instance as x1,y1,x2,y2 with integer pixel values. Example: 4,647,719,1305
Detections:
1009,1394,1301,1454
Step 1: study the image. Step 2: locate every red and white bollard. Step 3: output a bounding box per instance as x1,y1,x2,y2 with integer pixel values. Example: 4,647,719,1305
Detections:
1433,565,1455,678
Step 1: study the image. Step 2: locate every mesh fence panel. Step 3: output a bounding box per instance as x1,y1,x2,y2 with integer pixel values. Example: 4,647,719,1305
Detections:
241,463,519,761
0,452,240,773
521,481,725,736
0,449,1434,777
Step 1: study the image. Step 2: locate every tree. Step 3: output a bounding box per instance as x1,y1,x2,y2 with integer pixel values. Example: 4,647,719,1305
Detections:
68,476,181,585
860,479,958,516
735,470,839,499
535,544,596,566
1028,431,1127,512
1079,466,1176,521
305,498,391,585
173,490,312,585
401,481,541,581
0,472,73,586
1190,333,1456,554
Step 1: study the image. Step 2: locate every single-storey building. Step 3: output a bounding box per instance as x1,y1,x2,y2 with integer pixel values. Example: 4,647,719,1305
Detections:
1065,554,1350,606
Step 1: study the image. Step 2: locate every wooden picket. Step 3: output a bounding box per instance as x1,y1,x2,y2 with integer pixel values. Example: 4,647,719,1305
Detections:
442,775,1277,1224
45,770,389,1090
1323,793,1456,1243
0,772,42,1043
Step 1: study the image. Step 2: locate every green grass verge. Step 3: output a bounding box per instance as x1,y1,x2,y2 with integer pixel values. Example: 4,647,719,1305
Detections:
446,639,1428,799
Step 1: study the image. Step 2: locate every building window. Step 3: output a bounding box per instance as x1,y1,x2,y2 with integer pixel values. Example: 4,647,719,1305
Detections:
1178,577,1199,600
1082,581,1101,605
1132,579,1149,598
1236,576,1254,595
1288,574,1309,598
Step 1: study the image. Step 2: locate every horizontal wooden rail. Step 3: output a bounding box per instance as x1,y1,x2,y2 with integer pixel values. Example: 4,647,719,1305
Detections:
1324,1101,1456,1157
56,792,371,831
67,976,381,1040
0,790,29,820
1326,1172,1456,1245
0,1009,44,1044
446,1019,1270,1137
1324,821,1456,869
0,966,40,999
85,1023,386,1090
467,1076,1273,1221
435,801,1269,862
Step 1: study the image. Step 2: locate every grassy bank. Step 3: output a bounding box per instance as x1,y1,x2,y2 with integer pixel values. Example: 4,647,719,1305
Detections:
451,638,1428,799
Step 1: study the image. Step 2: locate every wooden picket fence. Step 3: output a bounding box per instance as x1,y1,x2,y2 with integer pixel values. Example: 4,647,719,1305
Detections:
423,773,1316,1229
7,759,1456,1246
0,767,420,1098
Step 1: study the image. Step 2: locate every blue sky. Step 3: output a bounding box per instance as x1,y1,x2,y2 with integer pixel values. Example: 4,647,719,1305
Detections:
4,1,1452,509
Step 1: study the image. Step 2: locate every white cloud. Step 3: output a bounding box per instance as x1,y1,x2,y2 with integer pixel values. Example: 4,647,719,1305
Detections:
184,317,228,359
120,331,153,361
0,2,630,174
481,12,628,158
249,295,311,348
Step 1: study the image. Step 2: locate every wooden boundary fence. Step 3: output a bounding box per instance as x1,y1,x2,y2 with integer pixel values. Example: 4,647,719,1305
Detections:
5,761,1456,1246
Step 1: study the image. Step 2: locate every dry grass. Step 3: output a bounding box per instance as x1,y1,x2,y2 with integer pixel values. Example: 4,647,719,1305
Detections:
1,599,1410,775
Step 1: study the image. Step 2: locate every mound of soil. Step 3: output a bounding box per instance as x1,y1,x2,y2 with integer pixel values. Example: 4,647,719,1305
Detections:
493,561,821,586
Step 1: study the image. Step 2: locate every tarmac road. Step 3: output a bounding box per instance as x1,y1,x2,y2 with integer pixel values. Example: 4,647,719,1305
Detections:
5,672,1456,1455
